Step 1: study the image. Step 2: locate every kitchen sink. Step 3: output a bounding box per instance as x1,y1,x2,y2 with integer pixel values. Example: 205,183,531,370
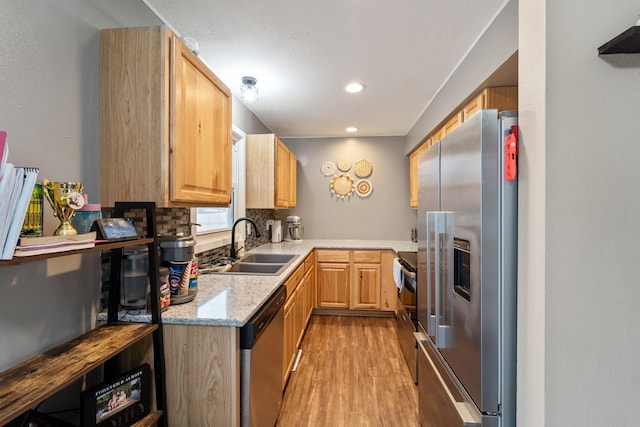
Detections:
203,253,299,276
227,262,287,274
239,253,297,264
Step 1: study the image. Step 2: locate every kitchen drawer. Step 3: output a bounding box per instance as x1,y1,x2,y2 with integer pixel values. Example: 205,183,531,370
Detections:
353,250,381,263
304,251,315,272
285,264,304,298
316,250,350,263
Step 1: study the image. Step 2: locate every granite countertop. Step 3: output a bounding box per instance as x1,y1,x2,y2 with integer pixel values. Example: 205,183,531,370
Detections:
106,239,417,328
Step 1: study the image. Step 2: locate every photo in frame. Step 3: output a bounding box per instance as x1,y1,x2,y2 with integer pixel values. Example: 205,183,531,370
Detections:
90,218,138,241
81,364,151,427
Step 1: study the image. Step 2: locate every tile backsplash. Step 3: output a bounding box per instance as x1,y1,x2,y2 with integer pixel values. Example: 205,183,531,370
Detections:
99,207,276,309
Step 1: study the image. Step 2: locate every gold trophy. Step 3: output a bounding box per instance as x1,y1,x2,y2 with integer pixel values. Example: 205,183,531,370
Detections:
42,178,85,235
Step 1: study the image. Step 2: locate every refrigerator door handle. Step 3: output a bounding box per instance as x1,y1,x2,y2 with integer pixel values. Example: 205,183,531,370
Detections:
426,212,436,336
434,211,454,348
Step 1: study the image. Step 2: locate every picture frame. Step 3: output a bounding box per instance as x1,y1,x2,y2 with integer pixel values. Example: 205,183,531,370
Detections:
90,218,138,241
81,364,151,427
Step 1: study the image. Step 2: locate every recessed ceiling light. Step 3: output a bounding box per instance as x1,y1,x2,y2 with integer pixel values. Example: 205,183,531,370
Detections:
345,82,364,93
346,127,358,132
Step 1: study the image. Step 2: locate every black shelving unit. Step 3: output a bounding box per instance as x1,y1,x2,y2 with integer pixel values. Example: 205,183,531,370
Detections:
0,201,167,427
598,26,640,54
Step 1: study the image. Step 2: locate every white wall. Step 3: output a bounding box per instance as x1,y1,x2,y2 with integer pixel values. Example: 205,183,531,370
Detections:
0,0,160,371
518,0,640,425
405,0,518,154
283,136,416,240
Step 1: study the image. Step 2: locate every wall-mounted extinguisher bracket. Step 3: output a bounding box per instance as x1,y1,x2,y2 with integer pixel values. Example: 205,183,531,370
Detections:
505,125,519,181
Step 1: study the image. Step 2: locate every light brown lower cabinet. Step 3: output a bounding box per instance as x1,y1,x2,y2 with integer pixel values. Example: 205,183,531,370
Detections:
162,324,240,427
282,251,316,388
316,260,351,308
316,249,397,312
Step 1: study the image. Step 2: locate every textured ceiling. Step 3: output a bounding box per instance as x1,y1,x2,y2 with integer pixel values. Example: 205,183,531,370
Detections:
143,0,510,138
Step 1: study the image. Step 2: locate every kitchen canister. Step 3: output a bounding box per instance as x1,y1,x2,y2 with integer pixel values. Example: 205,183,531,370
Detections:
121,245,149,309
158,234,196,262
147,266,170,312
69,194,101,235
168,255,198,305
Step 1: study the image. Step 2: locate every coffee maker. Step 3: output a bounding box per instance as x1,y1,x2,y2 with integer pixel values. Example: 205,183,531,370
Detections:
285,216,304,241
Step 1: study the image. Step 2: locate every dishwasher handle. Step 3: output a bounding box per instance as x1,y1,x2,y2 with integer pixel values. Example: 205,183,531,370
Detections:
240,285,286,349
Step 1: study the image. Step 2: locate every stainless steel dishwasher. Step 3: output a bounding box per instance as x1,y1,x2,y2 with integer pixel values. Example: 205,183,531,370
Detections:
240,285,286,427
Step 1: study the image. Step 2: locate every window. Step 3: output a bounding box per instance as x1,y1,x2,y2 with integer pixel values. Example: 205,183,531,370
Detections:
191,126,245,253
196,187,235,233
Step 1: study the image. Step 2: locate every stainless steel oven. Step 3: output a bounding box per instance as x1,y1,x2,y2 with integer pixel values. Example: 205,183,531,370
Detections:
395,251,418,383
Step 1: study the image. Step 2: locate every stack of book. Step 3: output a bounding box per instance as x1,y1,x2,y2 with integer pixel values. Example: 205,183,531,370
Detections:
14,231,96,257
0,131,40,260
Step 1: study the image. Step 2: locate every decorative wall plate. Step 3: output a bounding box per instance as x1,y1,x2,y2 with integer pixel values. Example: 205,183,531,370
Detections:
354,159,373,178
355,179,372,198
321,161,336,177
337,158,352,172
330,174,354,198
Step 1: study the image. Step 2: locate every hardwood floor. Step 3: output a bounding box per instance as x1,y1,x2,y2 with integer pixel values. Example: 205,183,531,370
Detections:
277,315,419,427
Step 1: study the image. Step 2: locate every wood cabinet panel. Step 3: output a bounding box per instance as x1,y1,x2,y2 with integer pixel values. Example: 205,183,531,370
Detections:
352,263,381,309
409,141,429,209
304,265,315,323
100,26,232,207
289,151,297,207
171,38,232,204
353,250,381,263
316,250,395,312
294,281,306,347
283,291,297,388
246,134,296,208
483,86,518,114
461,91,486,119
304,250,315,271
462,86,518,121
284,264,304,298
317,262,351,308
275,138,290,207
164,324,239,426
316,249,350,263
283,252,315,388
442,111,463,137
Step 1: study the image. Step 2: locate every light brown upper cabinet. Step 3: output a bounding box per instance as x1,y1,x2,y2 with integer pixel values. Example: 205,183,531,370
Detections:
441,111,464,137
409,140,430,208
462,86,518,121
246,134,297,209
409,86,517,208
100,27,232,207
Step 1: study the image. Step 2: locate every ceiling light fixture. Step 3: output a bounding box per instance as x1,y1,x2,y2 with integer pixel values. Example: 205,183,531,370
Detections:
240,76,258,103
345,82,364,93
346,127,358,132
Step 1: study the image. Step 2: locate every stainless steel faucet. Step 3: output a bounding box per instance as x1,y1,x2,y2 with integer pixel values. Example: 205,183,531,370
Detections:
230,217,261,260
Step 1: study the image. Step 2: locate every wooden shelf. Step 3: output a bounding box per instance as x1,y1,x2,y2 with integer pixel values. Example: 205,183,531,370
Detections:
0,238,154,265
132,410,163,427
0,323,157,426
598,26,640,54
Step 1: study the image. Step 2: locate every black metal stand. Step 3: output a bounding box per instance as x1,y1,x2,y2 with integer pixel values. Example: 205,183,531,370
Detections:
106,202,168,427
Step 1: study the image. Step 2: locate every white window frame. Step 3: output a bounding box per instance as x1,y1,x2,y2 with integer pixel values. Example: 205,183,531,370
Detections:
191,125,246,253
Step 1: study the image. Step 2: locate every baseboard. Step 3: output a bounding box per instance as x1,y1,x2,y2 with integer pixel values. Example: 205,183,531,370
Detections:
312,308,395,318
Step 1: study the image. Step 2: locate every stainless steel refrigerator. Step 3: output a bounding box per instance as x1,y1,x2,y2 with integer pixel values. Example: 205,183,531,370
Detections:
416,109,517,427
